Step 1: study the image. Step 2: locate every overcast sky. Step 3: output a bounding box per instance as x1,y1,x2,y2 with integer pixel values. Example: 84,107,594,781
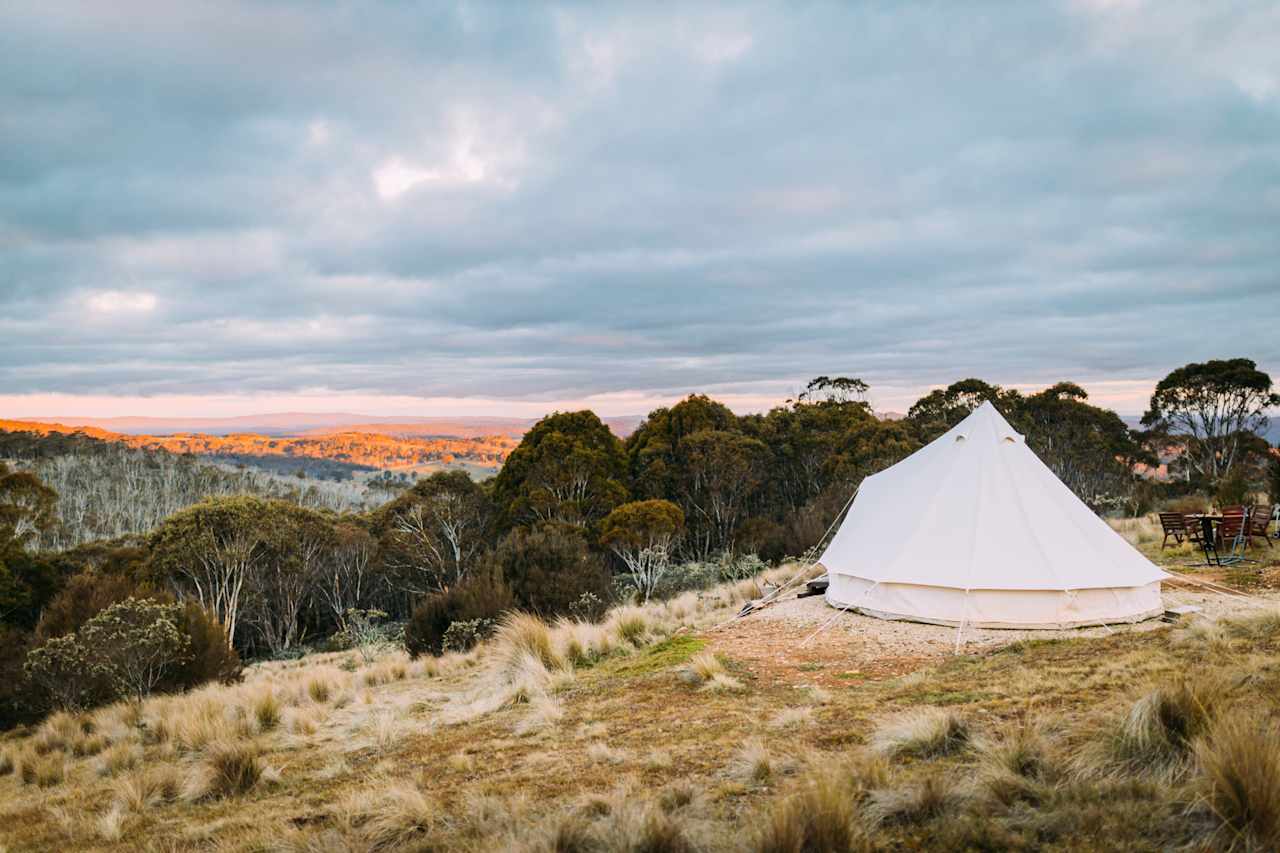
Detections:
2,1,1278,419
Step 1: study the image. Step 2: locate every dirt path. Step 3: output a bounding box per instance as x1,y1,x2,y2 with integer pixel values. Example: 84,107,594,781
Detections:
703,584,1280,689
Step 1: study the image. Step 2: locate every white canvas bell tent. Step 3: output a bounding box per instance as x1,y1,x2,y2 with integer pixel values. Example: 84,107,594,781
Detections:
820,401,1169,629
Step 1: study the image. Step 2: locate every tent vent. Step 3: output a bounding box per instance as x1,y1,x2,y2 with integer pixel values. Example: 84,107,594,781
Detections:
1001,436,1017,444
954,435,967,443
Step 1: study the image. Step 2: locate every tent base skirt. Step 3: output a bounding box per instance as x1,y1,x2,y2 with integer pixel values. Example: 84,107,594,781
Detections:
825,574,1164,630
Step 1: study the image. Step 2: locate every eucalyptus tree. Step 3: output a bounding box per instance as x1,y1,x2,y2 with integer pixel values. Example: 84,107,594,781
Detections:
1141,358,1279,483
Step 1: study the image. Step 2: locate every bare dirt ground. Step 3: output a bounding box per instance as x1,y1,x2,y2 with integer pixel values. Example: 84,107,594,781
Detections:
704,577,1280,689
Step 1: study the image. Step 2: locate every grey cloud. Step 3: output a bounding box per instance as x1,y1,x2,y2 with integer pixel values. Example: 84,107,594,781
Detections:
1,1,1278,410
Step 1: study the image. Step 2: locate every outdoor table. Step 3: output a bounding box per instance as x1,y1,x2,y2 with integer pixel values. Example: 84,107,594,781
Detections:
1185,514,1223,565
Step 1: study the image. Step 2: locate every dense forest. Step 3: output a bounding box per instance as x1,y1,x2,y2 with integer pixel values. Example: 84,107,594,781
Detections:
1,361,1276,729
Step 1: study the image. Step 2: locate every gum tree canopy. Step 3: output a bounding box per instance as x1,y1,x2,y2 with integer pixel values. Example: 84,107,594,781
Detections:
1142,358,1279,482
599,499,685,603
491,410,629,533
906,378,1026,443
0,463,58,550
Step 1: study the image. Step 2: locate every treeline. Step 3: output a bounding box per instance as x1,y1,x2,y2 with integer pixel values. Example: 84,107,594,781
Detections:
2,362,1276,727
0,429,390,550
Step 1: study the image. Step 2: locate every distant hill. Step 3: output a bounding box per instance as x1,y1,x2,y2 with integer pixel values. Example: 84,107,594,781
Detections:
0,419,519,479
19,412,647,439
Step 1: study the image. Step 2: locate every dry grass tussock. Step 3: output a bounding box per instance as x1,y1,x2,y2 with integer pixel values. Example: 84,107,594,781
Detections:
865,773,966,827
1075,672,1224,782
1195,713,1280,849
751,771,869,853
870,707,970,760
975,722,1063,806
340,780,438,851
513,795,701,853
680,650,745,693
113,763,183,812
182,740,276,801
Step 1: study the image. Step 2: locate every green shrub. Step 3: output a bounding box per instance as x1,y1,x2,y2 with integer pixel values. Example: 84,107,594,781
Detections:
23,635,109,713
404,568,513,658
492,524,610,619
32,571,140,644
166,602,241,690
649,560,719,599
0,625,39,729
23,598,196,712
80,598,190,702
567,591,608,623
1163,495,1209,515
441,618,494,653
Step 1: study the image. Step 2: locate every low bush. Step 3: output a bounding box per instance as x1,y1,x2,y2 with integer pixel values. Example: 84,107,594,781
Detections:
167,601,241,689
494,524,611,618
1215,469,1251,508
1162,495,1209,516
646,552,769,601
441,618,494,653
32,571,140,644
404,568,513,658
0,625,39,728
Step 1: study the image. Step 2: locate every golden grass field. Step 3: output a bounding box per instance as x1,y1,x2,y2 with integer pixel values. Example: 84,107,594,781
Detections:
2,518,1280,852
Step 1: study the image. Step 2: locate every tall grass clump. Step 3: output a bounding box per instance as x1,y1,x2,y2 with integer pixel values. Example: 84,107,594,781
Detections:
608,607,651,647
678,650,743,692
307,676,333,703
1221,608,1280,643
871,708,969,760
1078,677,1221,782
115,765,183,812
344,782,438,851
752,773,866,853
252,690,282,731
494,613,564,674
866,775,964,827
18,751,65,787
1196,714,1280,849
95,743,142,778
183,741,267,801
732,738,777,784
977,723,1060,807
